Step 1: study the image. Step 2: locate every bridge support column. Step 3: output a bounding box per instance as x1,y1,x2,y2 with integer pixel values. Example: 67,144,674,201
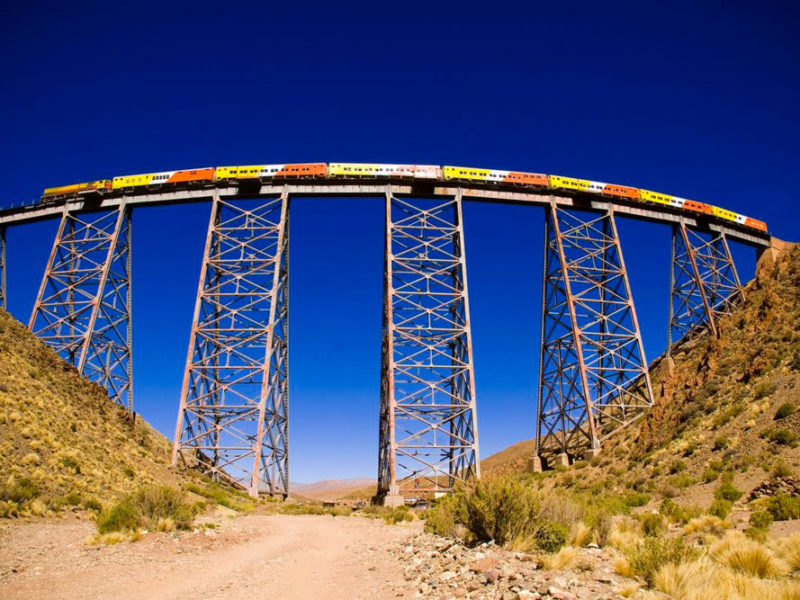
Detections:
0,226,6,310
667,223,743,354
535,203,653,467
29,205,133,410
377,189,479,503
172,194,290,499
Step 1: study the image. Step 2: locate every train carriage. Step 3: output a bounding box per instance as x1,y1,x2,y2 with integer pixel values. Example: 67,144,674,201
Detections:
443,166,548,187
41,180,112,202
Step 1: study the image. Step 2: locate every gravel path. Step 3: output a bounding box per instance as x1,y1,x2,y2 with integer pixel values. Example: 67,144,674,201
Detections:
0,512,419,600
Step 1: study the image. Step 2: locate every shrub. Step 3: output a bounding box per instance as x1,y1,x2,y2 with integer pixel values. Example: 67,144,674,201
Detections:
714,483,743,503
766,493,800,521
669,474,696,489
96,485,195,534
184,482,253,512
623,492,650,508
713,437,729,451
766,428,798,447
753,379,777,399
640,513,666,537
669,460,686,474
771,460,795,478
711,532,788,578
534,522,567,553
383,506,413,525
684,515,730,535
0,477,41,503
702,468,720,483
774,403,796,420
773,534,800,572
709,499,733,519
627,537,698,586
748,510,773,530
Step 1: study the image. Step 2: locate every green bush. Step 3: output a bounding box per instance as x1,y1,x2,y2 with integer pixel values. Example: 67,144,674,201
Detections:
623,492,650,508
96,485,195,533
774,403,796,420
640,513,666,537
627,537,698,586
669,474,696,489
383,506,413,525
766,493,800,521
749,509,773,530
709,498,733,519
534,522,567,553
770,460,795,478
713,437,730,451
702,468,720,483
0,477,41,503
714,483,743,503
669,460,686,474
184,482,253,512
753,379,777,399
765,428,798,447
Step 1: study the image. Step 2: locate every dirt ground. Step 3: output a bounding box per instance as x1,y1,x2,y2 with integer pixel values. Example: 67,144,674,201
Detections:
0,512,420,600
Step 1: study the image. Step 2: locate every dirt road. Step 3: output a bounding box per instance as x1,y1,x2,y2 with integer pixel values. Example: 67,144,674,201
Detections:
0,512,419,600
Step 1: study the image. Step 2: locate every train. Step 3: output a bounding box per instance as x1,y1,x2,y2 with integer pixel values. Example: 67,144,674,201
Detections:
40,163,768,233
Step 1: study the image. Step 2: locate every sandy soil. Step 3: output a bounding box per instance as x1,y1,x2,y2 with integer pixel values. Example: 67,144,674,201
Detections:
0,512,420,600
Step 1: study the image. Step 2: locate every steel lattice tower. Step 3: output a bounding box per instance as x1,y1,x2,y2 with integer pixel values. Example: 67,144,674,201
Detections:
172,194,289,498
29,206,133,410
668,223,743,353
377,190,479,503
535,203,653,467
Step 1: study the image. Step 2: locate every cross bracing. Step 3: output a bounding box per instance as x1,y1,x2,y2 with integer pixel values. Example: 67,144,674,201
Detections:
536,204,653,462
172,195,289,498
28,206,132,410
668,224,744,353
378,191,479,499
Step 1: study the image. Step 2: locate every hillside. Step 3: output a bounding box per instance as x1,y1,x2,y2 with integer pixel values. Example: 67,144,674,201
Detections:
291,478,376,501
0,308,189,516
483,241,800,517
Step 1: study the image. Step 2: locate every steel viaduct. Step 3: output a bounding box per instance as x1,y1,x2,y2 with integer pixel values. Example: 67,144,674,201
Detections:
0,174,771,504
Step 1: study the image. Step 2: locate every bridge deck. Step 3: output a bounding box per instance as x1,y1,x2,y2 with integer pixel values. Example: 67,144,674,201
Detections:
0,181,770,247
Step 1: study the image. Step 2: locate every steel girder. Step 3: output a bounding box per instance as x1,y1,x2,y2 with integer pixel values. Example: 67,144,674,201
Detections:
536,203,653,463
668,223,743,353
172,195,289,498
29,206,133,410
378,190,480,498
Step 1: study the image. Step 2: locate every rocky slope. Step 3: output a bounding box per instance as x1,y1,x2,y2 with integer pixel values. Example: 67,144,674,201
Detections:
0,308,188,516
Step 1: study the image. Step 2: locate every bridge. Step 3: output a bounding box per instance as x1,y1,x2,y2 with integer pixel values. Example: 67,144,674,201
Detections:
0,167,770,504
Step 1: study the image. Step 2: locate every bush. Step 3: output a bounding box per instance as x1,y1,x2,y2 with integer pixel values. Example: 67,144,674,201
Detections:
774,403,796,420
709,499,733,519
623,492,650,508
714,483,743,503
0,477,41,503
424,477,571,552
771,460,795,478
669,460,686,474
627,537,698,586
713,437,729,451
640,513,666,537
96,485,195,534
766,493,800,521
749,509,773,530
383,506,413,525
702,468,720,483
766,428,798,447
534,522,567,553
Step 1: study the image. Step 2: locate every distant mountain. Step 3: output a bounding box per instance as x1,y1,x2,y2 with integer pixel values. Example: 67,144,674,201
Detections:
291,478,377,501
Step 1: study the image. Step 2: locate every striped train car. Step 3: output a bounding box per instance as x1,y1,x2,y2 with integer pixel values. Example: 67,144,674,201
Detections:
214,163,327,181
442,165,548,187
112,168,216,190
328,163,441,179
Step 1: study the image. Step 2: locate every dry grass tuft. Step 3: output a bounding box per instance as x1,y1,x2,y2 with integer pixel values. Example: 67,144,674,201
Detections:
607,517,644,552
156,517,175,532
684,514,731,536
773,534,800,573
614,554,636,578
541,546,581,570
711,532,789,579
568,521,592,547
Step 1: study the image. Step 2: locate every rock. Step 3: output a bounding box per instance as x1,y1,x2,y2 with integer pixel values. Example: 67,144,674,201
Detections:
452,588,467,598
501,564,517,578
517,591,538,599
549,586,576,600
470,557,498,573
486,569,501,584
439,571,456,582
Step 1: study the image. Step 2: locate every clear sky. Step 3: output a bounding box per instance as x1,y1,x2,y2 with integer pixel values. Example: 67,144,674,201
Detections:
2,1,797,483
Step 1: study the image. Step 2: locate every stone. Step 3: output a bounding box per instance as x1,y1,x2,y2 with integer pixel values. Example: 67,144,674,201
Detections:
470,557,499,573
439,571,456,582
486,569,501,584
549,586,576,600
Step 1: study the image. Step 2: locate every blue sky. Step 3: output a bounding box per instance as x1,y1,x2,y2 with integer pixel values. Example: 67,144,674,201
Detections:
2,1,797,482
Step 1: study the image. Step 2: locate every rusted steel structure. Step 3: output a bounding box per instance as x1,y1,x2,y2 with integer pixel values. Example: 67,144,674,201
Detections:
171,195,290,497
377,191,479,504
534,204,653,468
28,205,133,411
667,223,744,354
0,167,770,497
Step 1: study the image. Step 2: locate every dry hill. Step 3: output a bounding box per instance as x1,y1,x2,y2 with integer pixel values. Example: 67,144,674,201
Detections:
0,308,189,516
483,241,800,518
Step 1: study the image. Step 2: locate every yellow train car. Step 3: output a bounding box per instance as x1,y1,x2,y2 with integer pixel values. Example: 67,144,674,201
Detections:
548,175,592,192
112,173,160,189
640,189,687,209
214,165,266,180
328,163,415,178
710,205,742,224
442,166,493,182
42,180,111,199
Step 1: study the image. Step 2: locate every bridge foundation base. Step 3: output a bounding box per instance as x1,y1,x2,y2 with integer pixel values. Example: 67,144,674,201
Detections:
555,453,570,468
529,456,543,473
376,494,405,508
